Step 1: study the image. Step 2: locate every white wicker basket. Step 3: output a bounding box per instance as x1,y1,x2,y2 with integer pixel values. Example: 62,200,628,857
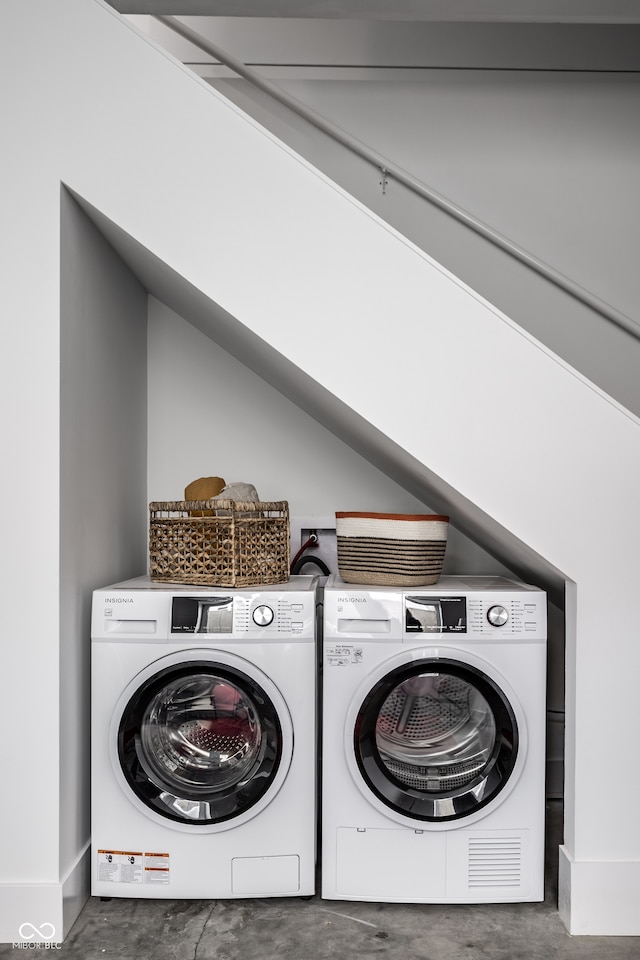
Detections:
336,511,449,586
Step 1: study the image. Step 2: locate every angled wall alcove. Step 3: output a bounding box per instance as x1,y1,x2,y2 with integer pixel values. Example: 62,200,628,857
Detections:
72,189,568,602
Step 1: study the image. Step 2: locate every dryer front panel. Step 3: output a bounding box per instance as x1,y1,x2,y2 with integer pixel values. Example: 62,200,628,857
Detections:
111,651,293,832
352,657,519,824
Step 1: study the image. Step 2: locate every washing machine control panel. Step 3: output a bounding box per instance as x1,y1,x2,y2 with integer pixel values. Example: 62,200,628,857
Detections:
91,576,317,642
170,594,313,638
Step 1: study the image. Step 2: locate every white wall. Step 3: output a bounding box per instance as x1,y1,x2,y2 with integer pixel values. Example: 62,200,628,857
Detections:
0,162,147,941
148,297,430,512
2,0,640,939
59,192,148,918
147,296,516,580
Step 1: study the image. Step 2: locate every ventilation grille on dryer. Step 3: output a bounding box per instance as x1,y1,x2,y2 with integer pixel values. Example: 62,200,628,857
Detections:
468,837,522,888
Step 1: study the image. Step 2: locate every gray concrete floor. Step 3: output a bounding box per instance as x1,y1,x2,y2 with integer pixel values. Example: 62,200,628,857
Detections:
5,802,640,959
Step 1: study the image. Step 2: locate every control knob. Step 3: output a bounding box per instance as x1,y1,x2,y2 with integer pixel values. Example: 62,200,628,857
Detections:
252,604,275,627
487,605,509,627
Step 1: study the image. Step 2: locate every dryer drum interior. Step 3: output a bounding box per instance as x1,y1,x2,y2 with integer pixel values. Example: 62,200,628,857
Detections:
377,674,496,792
355,660,518,821
118,662,283,825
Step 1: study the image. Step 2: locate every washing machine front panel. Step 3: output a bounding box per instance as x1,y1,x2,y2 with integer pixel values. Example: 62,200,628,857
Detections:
109,648,294,834
353,656,518,824
92,575,318,898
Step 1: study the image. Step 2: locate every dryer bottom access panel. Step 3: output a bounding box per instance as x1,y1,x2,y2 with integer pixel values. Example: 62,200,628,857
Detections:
332,825,533,903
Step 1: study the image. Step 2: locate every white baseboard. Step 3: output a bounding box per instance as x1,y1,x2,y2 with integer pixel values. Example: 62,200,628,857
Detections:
0,843,90,945
559,845,640,935
0,883,65,946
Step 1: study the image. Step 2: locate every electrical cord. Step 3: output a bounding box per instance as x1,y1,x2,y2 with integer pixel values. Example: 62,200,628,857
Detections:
291,554,331,576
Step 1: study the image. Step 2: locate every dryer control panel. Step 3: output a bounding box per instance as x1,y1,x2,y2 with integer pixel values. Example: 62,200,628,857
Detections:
404,593,545,639
322,575,546,642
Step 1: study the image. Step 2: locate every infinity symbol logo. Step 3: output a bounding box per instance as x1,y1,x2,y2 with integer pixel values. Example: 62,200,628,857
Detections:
18,922,56,940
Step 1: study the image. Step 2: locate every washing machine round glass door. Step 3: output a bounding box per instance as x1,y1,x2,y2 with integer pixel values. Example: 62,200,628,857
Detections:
353,658,518,822
117,660,284,826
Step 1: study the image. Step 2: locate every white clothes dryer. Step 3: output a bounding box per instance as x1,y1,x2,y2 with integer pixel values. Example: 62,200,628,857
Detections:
91,575,318,899
321,574,547,904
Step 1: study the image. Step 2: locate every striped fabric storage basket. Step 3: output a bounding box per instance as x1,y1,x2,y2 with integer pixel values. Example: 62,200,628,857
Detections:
336,511,449,587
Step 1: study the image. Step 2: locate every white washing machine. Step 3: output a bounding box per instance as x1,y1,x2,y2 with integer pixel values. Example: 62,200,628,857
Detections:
322,574,547,904
91,574,318,899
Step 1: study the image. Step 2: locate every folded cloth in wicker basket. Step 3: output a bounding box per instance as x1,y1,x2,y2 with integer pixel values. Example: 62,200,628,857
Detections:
184,476,226,517
185,477,226,500
212,482,260,502
336,511,449,587
212,483,260,517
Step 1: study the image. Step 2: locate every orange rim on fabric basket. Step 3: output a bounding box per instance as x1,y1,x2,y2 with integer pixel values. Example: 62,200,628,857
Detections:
335,511,449,587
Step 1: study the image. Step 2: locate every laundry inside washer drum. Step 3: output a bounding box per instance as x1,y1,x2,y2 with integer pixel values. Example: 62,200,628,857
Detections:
140,674,263,793
375,673,497,793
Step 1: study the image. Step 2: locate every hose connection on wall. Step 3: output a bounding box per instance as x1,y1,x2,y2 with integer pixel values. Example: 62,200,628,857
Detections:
290,533,318,572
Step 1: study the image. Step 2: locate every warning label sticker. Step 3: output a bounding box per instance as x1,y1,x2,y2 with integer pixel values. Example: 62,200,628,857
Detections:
97,850,170,884
144,852,170,884
97,850,143,884
326,644,363,666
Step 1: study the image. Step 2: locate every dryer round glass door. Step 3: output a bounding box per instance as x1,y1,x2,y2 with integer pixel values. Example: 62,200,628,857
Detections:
353,658,518,822
117,660,284,826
